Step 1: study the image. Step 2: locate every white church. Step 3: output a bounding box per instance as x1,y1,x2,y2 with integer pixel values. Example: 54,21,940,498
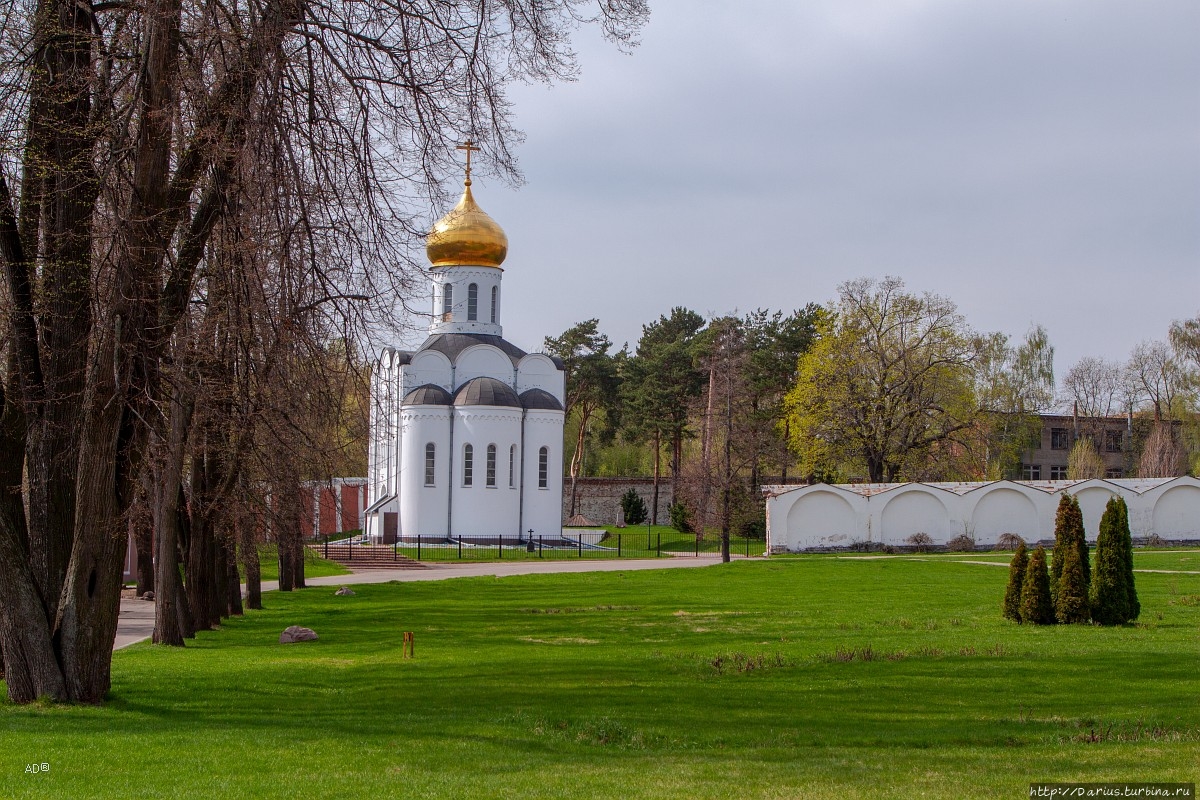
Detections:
365,149,566,542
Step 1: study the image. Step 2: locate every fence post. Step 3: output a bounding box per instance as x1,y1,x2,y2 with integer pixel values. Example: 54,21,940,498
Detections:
577,536,582,558
348,538,352,562
657,532,661,557
458,538,462,559
617,533,622,558
498,535,503,559
538,536,543,558
393,540,397,561
324,538,328,560
417,535,421,561
695,535,699,557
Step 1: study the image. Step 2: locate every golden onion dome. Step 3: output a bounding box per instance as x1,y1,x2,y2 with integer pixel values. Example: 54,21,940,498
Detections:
425,181,508,269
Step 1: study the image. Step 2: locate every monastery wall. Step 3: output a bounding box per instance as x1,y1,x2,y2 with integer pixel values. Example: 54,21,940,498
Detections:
564,478,674,526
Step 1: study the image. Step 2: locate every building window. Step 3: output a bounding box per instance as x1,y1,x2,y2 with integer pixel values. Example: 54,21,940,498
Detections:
462,444,473,486
538,446,549,489
424,443,436,486
486,444,497,487
508,445,516,488
1104,430,1123,453
1105,468,1123,479
1021,464,1041,481
1049,465,1067,480
490,286,498,323
442,284,453,321
468,283,478,321
1050,428,1069,450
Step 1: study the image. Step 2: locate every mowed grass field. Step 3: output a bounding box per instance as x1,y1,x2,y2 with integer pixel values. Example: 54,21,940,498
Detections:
2,554,1198,799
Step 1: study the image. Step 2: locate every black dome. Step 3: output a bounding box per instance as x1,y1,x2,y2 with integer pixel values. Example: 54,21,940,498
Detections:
453,377,520,407
520,388,563,411
402,384,452,405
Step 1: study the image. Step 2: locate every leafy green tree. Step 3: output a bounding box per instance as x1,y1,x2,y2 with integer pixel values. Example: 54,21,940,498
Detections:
785,277,980,483
544,320,620,516
1091,496,1140,625
973,326,1055,479
619,488,647,526
1020,545,1055,625
1002,541,1028,622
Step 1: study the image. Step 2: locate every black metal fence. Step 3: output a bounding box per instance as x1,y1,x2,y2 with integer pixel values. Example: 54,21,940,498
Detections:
319,532,765,563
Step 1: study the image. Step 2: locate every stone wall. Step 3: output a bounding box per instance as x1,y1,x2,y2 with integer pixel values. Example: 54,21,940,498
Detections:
563,478,673,526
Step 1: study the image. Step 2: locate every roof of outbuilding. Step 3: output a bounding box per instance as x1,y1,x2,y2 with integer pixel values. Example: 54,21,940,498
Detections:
402,384,452,406
519,388,563,411
453,376,521,407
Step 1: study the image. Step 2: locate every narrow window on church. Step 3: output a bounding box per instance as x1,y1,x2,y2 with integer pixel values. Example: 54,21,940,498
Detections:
486,444,497,487
538,446,549,489
442,284,453,321
468,283,478,321
463,444,474,486
508,445,515,487
490,286,498,323
424,443,436,486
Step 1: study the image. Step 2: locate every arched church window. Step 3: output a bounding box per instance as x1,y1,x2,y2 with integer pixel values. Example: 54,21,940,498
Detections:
538,447,549,489
468,283,478,321
442,284,453,321
490,286,498,323
463,444,474,486
424,443,436,486
508,445,516,488
486,444,497,487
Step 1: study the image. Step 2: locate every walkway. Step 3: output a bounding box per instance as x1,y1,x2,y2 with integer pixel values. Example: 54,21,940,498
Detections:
114,556,733,650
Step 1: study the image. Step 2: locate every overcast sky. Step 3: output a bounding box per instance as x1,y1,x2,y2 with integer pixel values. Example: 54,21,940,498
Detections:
408,0,1200,380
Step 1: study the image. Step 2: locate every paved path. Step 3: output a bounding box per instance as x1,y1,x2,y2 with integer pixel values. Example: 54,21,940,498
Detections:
114,556,734,650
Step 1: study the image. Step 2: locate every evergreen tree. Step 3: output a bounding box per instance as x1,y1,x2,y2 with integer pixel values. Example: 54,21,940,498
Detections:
1050,494,1089,600
1020,546,1055,625
619,488,647,526
1091,496,1140,625
1002,541,1028,622
1054,537,1090,624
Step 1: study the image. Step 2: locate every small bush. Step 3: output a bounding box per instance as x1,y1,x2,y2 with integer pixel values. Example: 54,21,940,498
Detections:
996,533,1026,552
619,488,647,526
906,532,933,553
946,534,976,552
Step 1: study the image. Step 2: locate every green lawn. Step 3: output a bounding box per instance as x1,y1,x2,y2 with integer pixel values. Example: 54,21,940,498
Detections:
2,554,1198,798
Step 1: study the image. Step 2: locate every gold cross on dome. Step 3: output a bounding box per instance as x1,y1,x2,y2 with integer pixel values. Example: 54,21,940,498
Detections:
456,140,480,182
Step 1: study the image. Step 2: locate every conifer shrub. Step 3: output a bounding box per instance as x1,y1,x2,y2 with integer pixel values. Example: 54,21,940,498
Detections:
1091,496,1140,625
668,502,692,533
619,488,648,526
1050,494,1089,601
1054,537,1090,624
1019,545,1055,625
1002,541,1028,623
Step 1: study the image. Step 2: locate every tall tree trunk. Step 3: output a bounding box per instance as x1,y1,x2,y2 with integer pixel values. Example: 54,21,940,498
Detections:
651,430,661,525
153,391,192,646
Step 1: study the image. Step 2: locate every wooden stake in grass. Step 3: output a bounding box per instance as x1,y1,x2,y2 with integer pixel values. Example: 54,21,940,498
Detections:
1020,545,1055,625
1002,541,1028,623
403,632,415,659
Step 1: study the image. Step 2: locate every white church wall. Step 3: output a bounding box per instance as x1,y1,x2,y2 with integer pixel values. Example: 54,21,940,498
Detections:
399,407,451,537
406,350,453,394
965,483,1045,545
516,354,565,404
451,407,523,537
522,409,565,539
766,476,1200,553
455,345,516,390
877,486,953,544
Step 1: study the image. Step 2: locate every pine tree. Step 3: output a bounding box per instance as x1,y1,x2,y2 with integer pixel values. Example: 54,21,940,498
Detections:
1054,537,1090,624
619,488,647,526
1020,545,1055,625
1002,541,1028,622
1091,496,1140,625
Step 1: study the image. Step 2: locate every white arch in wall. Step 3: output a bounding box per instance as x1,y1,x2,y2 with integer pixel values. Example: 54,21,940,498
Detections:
455,344,515,388
1070,481,1120,543
407,350,452,392
879,486,951,544
784,488,857,550
969,485,1040,546
1152,484,1200,539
